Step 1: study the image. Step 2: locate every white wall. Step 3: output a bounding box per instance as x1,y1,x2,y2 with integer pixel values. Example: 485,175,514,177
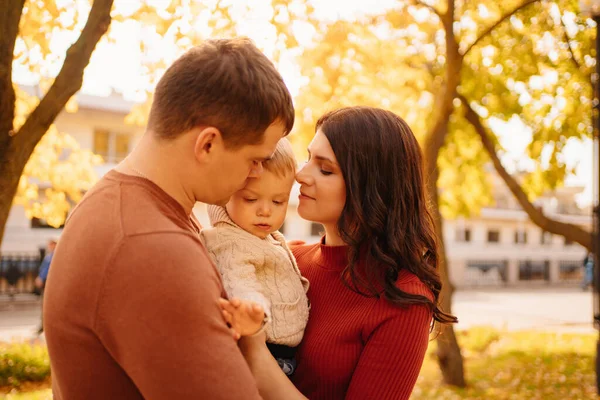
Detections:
2,205,63,253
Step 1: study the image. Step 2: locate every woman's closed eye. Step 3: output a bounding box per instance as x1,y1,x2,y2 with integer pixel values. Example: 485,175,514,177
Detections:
320,169,333,176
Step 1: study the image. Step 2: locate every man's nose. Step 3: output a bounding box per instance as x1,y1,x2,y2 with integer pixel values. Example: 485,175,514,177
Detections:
249,162,264,178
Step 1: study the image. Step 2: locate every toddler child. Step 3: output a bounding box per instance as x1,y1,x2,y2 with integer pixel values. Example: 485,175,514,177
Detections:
201,138,309,376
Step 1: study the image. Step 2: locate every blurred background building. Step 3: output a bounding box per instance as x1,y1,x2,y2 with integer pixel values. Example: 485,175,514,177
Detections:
2,90,590,289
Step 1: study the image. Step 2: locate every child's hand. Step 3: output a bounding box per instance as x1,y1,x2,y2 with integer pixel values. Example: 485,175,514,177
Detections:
218,297,266,340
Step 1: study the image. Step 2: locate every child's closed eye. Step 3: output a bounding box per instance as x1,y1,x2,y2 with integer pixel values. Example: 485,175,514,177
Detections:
244,198,257,203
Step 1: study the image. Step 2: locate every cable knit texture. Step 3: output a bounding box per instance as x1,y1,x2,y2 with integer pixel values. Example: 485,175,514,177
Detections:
291,241,434,400
200,205,310,346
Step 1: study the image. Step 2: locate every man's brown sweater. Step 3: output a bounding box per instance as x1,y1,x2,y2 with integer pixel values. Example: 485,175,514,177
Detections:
44,170,261,399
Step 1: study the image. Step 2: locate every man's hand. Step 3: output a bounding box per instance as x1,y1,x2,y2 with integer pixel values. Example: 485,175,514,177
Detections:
218,298,266,341
34,277,43,289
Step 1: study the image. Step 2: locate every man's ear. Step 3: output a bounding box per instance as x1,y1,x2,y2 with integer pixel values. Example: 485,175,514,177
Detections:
193,126,223,163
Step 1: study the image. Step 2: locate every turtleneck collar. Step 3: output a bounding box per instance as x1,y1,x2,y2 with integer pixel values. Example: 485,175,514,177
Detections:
314,236,349,271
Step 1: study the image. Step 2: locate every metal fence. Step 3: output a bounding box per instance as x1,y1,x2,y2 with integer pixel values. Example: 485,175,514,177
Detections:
518,260,550,282
464,259,508,287
558,259,584,284
0,252,43,297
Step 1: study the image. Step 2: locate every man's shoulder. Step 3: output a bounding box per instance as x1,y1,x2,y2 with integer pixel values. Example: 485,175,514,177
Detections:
119,231,206,262
104,232,218,293
72,173,193,238
68,174,121,217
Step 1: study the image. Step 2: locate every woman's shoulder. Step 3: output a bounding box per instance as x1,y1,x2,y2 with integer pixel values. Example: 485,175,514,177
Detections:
394,269,434,302
290,242,320,258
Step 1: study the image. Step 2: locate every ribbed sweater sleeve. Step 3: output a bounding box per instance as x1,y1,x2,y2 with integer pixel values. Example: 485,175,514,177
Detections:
346,293,432,399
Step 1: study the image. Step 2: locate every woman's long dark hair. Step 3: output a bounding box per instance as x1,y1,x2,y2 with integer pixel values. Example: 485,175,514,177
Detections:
316,106,457,326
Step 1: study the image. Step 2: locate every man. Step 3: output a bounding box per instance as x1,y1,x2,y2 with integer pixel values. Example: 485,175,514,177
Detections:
43,38,294,399
35,238,57,334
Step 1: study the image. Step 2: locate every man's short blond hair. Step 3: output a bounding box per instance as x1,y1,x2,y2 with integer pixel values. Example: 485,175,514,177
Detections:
263,138,296,179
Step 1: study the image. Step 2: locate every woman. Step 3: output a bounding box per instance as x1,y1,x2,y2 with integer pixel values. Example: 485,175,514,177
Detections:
231,106,457,400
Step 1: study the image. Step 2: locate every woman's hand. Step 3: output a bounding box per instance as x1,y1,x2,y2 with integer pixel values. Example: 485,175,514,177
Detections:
287,240,305,246
218,297,265,340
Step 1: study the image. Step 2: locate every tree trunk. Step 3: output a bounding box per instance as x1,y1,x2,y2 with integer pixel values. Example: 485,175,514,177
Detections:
427,163,467,387
0,0,26,249
0,141,28,247
421,4,467,385
0,0,114,249
424,116,467,387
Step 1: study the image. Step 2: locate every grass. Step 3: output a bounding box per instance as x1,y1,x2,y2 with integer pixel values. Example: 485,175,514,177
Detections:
0,327,596,399
1,388,52,400
0,341,49,389
412,327,597,399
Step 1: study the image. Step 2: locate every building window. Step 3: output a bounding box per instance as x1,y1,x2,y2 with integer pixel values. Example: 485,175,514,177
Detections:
558,260,582,282
487,230,500,243
518,260,549,281
541,231,552,245
93,129,109,158
495,196,509,209
311,223,323,237
115,133,130,161
456,228,471,243
93,129,130,163
514,230,527,244
465,260,508,286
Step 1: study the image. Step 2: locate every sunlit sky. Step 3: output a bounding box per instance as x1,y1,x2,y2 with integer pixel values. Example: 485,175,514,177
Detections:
14,0,594,205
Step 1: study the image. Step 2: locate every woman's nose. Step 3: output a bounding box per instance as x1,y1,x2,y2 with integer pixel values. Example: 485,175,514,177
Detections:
296,163,312,185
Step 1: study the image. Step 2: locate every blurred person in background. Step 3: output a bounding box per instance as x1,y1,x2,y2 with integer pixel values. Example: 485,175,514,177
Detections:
581,252,594,290
35,238,57,334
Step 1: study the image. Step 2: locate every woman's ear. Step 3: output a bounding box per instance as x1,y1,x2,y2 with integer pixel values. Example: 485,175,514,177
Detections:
194,126,223,163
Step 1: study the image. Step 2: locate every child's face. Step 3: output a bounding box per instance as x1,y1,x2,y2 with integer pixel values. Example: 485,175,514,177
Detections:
226,170,294,239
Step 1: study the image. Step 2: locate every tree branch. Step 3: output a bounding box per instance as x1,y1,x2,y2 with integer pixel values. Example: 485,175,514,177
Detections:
14,0,114,152
462,0,541,57
559,15,582,71
447,0,455,24
414,0,444,20
459,94,592,251
0,0,26,151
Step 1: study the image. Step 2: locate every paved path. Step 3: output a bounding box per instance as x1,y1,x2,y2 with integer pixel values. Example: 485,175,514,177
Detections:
452,287,595,333
0,295,43,342
0,287,596,342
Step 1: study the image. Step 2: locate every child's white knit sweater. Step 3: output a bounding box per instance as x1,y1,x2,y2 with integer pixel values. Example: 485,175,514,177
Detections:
201,205,310,346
